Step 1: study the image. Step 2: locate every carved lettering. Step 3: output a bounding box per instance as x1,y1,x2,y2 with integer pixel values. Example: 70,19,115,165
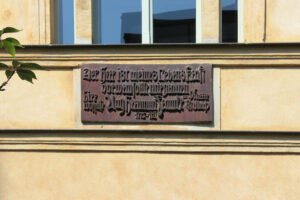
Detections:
83,68,99,82
82,64,213,123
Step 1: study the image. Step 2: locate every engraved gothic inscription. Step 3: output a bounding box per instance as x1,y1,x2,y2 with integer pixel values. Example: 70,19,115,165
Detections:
81,64,213,123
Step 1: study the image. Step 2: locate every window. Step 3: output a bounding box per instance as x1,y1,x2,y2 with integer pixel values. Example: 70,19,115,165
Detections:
53,0,75,44
92,0,142,44
53,0,239,44
92,0,197,44
222,0,237,42
153,0,195,43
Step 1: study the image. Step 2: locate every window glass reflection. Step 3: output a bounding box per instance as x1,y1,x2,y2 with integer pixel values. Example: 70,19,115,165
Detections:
99,0,141,44
57,0,74,44
153,0,195,43
222,0,237,42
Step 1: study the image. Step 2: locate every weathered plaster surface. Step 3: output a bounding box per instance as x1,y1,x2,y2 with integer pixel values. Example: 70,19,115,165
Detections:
221,68,300,131
0,70,74,129
266,0,300,42
0,0,50,44
0,152,299,200
75,0,92,44
202,0,221,42
243,0,265,43
243,0,300,42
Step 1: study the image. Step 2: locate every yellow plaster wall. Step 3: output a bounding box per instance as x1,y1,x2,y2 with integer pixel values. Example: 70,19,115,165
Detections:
266,0,300,42
3,65,300,132
1,2,300,198
0,152,299,200
75,0,92,44
243,0,265,43
202,0,221,42
0,61,220,131
244,0,300,42
0,69,74,129
0,0,51,44
221,68,300,131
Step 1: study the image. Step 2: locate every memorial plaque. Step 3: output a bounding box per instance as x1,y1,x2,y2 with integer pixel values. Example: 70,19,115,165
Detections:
81,64,213,123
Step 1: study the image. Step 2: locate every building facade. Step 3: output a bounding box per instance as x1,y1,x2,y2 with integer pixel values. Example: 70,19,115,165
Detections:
1,0,300,199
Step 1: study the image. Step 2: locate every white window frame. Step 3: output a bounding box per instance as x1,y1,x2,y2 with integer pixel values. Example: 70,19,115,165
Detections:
142,0,153,44
237,0,244,43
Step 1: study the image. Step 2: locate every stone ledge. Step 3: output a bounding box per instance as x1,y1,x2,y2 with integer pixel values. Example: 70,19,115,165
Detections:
0,131,300,153
1,44,300,67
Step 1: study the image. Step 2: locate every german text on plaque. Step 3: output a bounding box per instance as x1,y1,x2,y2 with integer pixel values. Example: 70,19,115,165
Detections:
81,64,213,123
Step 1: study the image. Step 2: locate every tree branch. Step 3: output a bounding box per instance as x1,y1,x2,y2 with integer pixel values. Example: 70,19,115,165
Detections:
0,71,15,91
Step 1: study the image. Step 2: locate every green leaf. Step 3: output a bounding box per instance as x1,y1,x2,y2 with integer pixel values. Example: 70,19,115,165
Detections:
20,63,46,70
16,69,36,83
4,38,23,48
0,63,9,69
12,60,21,68
0,27,21,36
2,40,15,57
5,70,14,79
0,41,3,48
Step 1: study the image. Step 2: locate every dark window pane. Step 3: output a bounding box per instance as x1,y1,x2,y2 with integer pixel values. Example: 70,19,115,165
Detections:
222,0,237,43
98,0,141,44
153,0,195,43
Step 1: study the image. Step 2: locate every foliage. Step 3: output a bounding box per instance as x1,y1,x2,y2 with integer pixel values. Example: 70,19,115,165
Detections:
0,27,46,92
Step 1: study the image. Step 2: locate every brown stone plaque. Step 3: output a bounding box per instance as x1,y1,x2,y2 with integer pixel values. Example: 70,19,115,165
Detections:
81,64,213,123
